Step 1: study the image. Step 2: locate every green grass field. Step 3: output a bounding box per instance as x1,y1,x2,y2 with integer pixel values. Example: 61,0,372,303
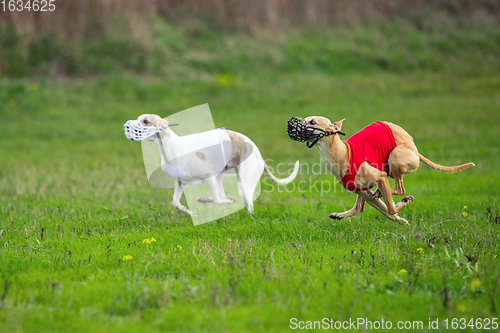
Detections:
1,69,499,332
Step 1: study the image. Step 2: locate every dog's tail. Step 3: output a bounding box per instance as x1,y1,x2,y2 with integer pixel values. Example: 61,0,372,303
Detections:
419,154,475,173
264,160,300,185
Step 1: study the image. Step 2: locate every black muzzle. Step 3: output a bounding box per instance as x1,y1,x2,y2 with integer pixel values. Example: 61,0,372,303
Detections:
287,116,344,148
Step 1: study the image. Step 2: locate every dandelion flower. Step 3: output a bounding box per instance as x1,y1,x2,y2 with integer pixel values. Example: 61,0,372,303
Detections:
462,212,468,217
463,205,467,209
122,255,132,260
470,279,481,290
416,248,423,252
177,245,182,251
398,269,407,275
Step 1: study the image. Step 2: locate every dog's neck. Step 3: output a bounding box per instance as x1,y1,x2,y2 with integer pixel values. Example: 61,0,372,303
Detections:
315,134,349,181
153,127,183,162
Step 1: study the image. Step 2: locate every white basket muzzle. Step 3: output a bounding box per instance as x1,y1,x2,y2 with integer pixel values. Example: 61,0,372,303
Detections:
124,119,163,141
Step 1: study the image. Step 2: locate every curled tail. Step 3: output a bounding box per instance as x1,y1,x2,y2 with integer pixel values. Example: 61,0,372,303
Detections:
264,160,300,185
419,154,475,173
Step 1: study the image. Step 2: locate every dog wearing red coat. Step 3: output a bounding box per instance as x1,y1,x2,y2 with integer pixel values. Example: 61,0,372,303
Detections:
287,116,475,224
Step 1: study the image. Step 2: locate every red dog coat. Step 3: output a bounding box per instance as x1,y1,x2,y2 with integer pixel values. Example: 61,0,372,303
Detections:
339,121,396,192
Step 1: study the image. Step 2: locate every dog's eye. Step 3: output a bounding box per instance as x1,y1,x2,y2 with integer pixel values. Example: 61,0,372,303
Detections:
310,119,316,125
143,119,150,125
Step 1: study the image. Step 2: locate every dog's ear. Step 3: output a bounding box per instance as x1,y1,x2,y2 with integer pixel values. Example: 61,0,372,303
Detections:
329,118,345,133
156,117,169,128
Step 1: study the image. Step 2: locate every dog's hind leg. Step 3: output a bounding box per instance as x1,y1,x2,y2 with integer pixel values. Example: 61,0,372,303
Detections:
329,195,365,220
391,173,405,196
197,174,236,203
236,168,254,213
388,145,419,196
373,173,414,216
196,196,213,203
172,180,197,216
356,162,413,222
205,175,235,205
236,154,265,213
216,173,235,202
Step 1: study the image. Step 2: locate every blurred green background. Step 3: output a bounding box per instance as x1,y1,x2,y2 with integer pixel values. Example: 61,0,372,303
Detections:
1,1,500,332
1,0,500,78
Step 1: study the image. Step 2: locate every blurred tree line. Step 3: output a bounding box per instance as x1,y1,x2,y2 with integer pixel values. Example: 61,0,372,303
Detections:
0,0,499,77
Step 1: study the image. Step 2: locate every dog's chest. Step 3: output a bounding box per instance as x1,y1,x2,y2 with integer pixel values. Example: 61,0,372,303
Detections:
317,145,344,181
160,129,233,184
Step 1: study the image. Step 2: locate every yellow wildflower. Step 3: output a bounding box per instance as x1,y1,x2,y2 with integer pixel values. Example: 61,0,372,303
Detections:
462,212,468,217
177,245,182,251
398,269,407,275
470,279,481,290
122,255,132,260
457,304,466,313
143,238,156,244
416,248,423,252
217,73,233,87
463,205,467,209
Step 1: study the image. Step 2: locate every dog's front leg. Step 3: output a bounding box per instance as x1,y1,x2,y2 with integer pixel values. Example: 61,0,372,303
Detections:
205,176,235,204
329,195,365,220
358,190,409,224
355,162,413,223
172,180,197,216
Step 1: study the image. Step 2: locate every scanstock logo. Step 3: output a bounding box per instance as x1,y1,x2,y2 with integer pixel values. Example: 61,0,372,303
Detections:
140,104,260,225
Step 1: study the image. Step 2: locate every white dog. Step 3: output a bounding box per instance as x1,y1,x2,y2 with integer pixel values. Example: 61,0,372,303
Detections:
125,114,299,216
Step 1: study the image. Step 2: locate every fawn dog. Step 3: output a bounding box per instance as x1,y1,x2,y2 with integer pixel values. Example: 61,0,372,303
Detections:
287,116,474,224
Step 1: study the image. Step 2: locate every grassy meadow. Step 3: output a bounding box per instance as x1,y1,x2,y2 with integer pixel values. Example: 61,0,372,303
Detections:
1,19,500,333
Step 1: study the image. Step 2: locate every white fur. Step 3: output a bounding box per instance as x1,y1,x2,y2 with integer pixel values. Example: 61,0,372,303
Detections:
141,115,298,216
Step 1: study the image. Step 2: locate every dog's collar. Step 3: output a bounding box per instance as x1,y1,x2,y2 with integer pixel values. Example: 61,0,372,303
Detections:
287,116,345,148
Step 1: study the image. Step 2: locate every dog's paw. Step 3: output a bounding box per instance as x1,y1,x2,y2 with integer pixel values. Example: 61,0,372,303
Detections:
329,213,344,220
402,195,414,203
197,196,213,203
395,214,410,225
175,205,197,217
221,198,236,204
